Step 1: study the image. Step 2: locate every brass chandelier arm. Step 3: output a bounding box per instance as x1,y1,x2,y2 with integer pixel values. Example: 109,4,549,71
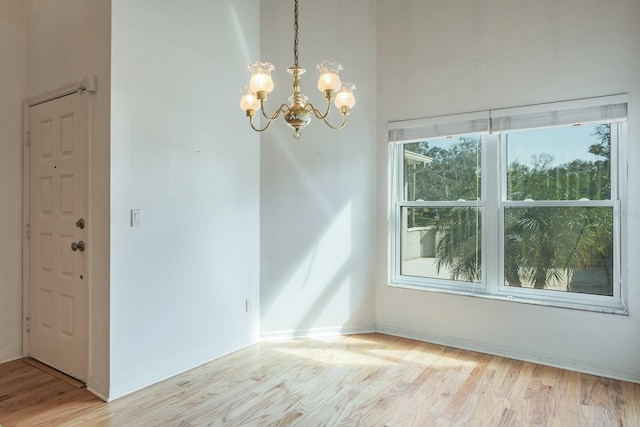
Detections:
305,100,332,120
260,100,291,121
249,102,291,132
306,101,348,130
322,113,348,130
248,114,273,132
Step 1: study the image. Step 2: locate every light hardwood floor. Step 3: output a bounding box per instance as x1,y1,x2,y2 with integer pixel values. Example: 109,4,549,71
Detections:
1,333,639,426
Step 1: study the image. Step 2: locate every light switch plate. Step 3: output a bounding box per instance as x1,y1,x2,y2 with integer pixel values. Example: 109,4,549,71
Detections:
131,209,141,227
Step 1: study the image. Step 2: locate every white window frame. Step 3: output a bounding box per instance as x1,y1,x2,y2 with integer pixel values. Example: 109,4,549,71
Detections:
388,95,628,314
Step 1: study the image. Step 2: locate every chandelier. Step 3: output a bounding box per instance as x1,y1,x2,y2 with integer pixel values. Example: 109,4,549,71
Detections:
239,0,356,139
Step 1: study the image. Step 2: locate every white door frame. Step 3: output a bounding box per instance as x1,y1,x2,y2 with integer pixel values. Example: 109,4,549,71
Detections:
22,76,96,368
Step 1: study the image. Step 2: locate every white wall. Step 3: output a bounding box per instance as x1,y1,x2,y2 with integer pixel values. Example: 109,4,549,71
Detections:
259,0,377,338
110,0,261,399
10,0,636,404
376,0,640,382
0,0,26,364
23,0,112,397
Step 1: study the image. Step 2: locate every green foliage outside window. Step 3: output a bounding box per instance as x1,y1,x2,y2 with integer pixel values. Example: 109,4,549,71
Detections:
403,125,613,295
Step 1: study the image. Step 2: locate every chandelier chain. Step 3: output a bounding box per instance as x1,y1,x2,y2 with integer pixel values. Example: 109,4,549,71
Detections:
293,0,299,67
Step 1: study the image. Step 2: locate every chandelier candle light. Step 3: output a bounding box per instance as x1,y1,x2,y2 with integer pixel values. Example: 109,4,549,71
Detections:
239,0,356,139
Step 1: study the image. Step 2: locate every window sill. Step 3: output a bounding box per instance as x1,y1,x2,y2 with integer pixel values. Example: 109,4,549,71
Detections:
388,281,629,315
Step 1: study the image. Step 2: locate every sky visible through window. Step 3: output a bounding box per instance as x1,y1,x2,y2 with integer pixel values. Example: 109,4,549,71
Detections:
506,124,603,167
421,124,603,169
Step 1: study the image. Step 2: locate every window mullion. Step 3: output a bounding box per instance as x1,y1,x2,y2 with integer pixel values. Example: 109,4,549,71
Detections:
484,133,500,292
389,143,403,283
613,123,626,304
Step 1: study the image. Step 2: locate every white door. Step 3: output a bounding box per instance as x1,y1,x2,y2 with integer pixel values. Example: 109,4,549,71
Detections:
28,92,88,381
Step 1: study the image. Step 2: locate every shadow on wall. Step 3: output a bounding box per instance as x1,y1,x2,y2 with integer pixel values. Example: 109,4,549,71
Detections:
260,126,373,336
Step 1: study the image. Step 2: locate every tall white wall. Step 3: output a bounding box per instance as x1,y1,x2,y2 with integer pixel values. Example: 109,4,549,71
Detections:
376,0,640,382
259,0,377,338
23,0,112,397
0,0,26,364
110,0,261,399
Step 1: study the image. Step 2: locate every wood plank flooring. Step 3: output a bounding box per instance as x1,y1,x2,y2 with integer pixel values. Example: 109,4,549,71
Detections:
1,333,639,426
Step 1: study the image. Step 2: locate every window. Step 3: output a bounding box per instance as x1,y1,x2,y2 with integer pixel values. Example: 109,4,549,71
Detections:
389,95,628,312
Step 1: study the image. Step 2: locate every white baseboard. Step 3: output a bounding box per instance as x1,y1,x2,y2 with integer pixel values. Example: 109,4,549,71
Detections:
85,322,640,402
87,376,109,402
376,324,640,384
260,324,377,341
105,342,256,402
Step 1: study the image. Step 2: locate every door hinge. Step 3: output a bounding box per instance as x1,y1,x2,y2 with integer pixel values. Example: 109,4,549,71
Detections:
25,316,30,332
26,130,31,146
25,224,31,239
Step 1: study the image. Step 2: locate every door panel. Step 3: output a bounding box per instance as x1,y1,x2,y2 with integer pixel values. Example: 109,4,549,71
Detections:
29,92,88,381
